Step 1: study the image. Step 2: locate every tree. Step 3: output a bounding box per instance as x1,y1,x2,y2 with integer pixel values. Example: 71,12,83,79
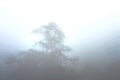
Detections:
5,22,81,80
33,22,71,55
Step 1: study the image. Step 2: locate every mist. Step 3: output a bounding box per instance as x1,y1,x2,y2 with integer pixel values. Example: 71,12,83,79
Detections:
0,0,120,80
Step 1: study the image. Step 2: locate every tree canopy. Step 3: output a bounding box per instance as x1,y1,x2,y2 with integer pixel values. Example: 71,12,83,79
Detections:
33,22,71,54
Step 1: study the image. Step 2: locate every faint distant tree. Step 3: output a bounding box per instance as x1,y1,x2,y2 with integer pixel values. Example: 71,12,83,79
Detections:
33,22,71,55
5,22,81,80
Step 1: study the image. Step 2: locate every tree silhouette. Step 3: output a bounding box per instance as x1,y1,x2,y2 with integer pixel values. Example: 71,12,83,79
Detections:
4,22,81,80
33,22,71,54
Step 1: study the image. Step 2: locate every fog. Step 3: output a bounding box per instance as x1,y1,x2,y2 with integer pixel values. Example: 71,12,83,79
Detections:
0,0,120,80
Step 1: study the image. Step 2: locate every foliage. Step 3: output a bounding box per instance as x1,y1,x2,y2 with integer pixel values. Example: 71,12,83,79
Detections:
33,22,71,54
1,22,80,80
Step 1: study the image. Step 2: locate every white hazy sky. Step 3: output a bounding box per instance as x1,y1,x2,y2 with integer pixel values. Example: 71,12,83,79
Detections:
0,0,120,51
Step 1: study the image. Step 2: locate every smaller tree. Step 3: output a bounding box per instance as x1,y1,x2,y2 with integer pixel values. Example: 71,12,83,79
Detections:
33,22,71,55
